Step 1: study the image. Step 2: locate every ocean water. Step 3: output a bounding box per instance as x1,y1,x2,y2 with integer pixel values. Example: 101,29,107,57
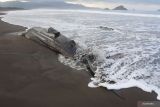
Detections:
3,9,160,99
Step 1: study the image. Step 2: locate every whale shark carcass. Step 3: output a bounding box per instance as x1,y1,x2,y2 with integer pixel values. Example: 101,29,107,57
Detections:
21,27,98,75
22,27,77,57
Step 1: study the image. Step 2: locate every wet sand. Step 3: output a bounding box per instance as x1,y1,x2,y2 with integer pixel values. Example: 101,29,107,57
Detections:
0,12,158,107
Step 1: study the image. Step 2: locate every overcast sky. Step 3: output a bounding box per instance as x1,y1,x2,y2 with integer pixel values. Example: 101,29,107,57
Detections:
0,0,160,10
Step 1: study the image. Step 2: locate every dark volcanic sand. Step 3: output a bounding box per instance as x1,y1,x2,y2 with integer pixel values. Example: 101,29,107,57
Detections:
0,12,158,107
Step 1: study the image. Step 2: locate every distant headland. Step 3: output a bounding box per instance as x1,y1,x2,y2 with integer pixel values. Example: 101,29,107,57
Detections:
104,5,128,11
113,5,128,10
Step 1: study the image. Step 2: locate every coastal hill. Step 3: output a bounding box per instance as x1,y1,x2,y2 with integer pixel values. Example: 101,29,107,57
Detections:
104,8,110,10
113,5,128,10
0,1,87,9
0,7,23,11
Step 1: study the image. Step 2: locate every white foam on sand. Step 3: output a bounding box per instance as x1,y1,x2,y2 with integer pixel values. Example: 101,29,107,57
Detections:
2,9,160,100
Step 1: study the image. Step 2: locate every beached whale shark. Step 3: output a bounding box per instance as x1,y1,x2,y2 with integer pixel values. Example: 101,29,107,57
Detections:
22,27,77,57
21,27,96,70
21,27,97,74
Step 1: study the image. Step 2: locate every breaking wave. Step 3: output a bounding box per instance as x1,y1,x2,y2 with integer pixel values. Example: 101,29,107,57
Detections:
3,9,160,100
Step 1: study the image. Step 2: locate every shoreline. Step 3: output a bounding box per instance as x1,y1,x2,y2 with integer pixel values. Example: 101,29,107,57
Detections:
0,11,158,107
0,12,26,34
